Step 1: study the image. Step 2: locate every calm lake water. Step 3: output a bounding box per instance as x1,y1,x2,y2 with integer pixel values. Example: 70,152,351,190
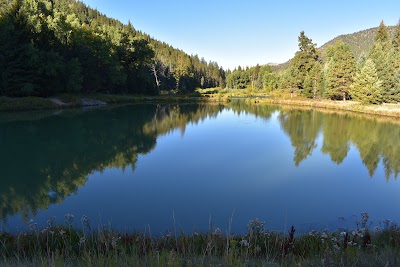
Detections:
2,102,400,234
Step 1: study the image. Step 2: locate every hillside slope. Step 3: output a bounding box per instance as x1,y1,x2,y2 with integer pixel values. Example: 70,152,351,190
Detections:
274,25,396,71
319,26,396,59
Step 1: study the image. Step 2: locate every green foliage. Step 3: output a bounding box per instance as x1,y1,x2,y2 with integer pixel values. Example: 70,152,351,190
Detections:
273,22,400,104
392,22,400,51
0,0,225,97
263,71,280,91
375,20,389,42
351,59,383,104
226,68,250,89
324,41,356,100
288,31,321,97
368,41,397,102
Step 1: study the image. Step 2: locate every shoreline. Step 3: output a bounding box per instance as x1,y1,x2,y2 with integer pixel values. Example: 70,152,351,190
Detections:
0,94,228,112
244,97,400,118
2,94,400,119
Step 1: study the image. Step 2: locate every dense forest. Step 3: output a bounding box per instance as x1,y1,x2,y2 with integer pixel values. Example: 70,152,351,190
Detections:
0,0,225,97
226,21,400,104
1,0,400,104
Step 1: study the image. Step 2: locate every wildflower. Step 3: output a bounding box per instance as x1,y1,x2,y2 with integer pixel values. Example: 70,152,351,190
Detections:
49,231,55,235
111,236,120,247
59,230,66,236
65,214,75,225
333,244,340,251
81,215,91,230
321,232,328,239
240,239,249,247
340,231,347,237
79,237,86,245
356,230,364,238
213,228,222,236
347,241,357,246
331,237,338,242
308,230,318,236
47,216,56,228
247,218,265,235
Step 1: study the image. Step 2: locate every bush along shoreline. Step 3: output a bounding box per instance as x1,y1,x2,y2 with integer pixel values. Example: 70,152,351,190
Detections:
1,213,400,266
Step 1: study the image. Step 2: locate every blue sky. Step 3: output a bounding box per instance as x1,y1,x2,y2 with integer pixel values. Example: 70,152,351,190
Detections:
81,0,400,70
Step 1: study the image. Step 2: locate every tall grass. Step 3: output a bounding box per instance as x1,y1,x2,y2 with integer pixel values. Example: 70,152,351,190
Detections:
1,213,400,266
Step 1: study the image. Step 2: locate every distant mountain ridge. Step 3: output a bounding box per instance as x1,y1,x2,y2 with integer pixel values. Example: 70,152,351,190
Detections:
319,25,396,58
274,25,397,71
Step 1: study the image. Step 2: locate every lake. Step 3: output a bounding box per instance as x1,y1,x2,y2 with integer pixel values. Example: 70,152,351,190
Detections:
1,102,400,235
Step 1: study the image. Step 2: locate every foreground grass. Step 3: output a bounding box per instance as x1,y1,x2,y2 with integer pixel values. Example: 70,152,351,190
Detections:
2,216,400,266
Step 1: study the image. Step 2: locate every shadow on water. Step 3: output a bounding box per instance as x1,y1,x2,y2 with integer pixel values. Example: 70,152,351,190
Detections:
1,102,400,232
0,103,224,224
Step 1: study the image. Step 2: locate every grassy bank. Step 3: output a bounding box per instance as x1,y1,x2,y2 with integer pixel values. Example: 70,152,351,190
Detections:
242,95,400,118
1,215,400,266
0,93,228,112
2,91,400,119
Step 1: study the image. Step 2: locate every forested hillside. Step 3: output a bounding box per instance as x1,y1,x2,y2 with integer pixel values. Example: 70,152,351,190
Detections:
319,25,397,59
274,25,397,72
0,0,225,97
225,21,400,104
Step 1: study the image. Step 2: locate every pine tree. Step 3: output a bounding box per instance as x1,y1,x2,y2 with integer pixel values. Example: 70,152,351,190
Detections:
351,59,383,104
288,31,320,97
324,41,356,101
303,62,323,98
375,20,389,43
392,21,400,51
388,70,400,102
369,41,397,102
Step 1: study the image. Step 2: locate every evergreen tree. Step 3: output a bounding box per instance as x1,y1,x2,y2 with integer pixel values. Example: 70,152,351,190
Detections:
324,41,356,101
288,31,320,97
0,0,224,97
303,62,323,98
351,59,383,104
389,70,400,102
369,41,397,102
375,20,389,43
392,21,400,51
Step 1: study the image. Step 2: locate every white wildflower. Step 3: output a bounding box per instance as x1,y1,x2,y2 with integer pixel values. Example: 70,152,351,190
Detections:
240,239,249,247
79,237,86,245
213,228,222,236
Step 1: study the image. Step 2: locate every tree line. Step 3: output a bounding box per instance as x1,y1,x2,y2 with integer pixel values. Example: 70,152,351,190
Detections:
1,0,399,104
0,0,226,97
226,21,400,104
